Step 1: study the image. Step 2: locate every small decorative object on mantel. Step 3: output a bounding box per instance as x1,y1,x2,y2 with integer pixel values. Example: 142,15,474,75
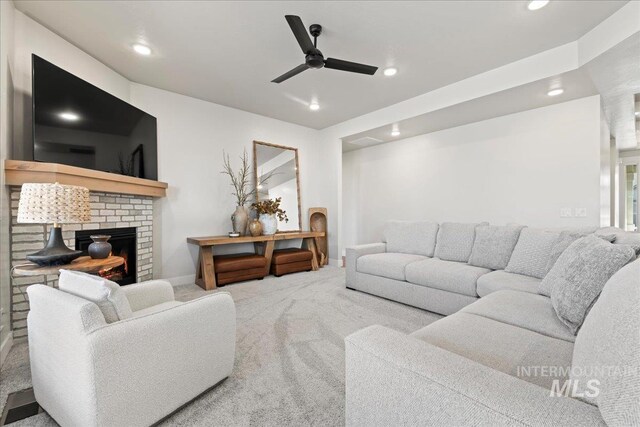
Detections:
17,182,91,266
249,219,263,237
252,197,288,236
221,149,254,236
228,232,240,238
88,235,112,259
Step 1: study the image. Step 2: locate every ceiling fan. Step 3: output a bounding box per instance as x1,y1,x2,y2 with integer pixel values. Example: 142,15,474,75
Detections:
271,15,378,83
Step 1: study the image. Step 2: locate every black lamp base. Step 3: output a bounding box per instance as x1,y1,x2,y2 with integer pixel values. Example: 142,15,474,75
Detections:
26,226,83,266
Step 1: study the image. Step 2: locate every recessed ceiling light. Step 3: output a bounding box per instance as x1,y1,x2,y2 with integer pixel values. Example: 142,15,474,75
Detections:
383,67,398,77
527,0,549,11
58,112,79,121
309,102,320,111
547,88,564,97
133,44,152,56
391,130,400,137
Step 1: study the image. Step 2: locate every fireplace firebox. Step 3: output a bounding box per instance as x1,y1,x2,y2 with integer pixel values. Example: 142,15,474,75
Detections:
76,227,137,285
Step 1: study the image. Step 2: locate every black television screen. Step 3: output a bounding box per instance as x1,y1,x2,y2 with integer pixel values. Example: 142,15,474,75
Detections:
32,54,158,180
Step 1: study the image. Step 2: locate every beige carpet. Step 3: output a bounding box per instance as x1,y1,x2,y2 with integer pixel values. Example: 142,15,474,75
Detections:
0,267,441,426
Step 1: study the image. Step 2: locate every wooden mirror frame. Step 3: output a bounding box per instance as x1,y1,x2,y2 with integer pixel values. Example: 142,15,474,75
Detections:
253,140,302,233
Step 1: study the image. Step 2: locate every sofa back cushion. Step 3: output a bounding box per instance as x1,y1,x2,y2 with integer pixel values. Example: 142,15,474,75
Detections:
543,235,636,335
571,259,640,425
596,227,640,253
383,221,439,257
434,222,485,263
468,225,524,270
58,270,132,323
505,228,560,279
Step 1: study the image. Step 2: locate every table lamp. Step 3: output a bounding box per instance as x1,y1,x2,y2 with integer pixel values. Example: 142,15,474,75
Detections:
17,183,91,266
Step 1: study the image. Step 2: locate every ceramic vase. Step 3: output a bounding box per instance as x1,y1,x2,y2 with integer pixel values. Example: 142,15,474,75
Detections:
249,219,263,237
231,206,249,236
88,235,112,259
259,213,277,235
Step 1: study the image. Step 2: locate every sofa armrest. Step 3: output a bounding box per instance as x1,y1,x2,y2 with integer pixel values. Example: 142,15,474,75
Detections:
121,279,175,311
345,325,605,427
88,292,235,427
345,243,386,287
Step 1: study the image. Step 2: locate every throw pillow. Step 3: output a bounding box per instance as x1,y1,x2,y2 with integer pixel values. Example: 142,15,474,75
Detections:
543,235,636,335
434,222,487,263
58,270,133,323
540,231,616,296
468,224,525,270
384,221,439,257
505,228,560,279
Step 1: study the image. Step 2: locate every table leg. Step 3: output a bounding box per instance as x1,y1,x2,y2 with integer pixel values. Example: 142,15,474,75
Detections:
263,240,275,276
303,238,320,271
195,246,216,290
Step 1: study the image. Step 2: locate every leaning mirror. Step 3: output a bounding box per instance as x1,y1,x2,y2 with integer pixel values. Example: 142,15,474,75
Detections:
253,141,301,232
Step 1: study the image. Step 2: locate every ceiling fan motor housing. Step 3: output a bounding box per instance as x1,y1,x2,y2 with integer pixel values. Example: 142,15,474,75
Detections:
306,51,325,69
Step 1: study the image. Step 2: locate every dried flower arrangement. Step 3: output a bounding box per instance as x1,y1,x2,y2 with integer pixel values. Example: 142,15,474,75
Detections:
251,197,289,222
221,149,253,207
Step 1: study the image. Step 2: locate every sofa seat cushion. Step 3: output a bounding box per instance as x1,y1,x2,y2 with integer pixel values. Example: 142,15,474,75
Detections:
131,300,183,318
405,258,491,297
411,312,574,390
476,270,541,297
461,290,575,342
357,253,427,281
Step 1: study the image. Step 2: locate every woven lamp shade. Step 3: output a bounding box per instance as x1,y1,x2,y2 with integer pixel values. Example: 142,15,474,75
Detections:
17,183,91,224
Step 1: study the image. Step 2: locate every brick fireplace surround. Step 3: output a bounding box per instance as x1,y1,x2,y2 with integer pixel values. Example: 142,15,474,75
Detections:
9,188,154,339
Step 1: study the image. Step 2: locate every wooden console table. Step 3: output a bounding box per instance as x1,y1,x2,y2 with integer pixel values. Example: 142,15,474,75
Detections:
187,231,325,290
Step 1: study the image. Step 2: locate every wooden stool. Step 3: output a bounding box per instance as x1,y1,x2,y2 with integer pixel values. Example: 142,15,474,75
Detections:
213,253,267,285
271,248,313,277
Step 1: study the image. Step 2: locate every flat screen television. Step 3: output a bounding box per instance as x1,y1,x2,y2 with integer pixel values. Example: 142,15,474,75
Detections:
32,54,158,180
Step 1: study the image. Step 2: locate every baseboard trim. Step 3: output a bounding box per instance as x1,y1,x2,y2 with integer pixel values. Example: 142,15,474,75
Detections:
328,258,341,267
0,331,14,368
163,274,197,287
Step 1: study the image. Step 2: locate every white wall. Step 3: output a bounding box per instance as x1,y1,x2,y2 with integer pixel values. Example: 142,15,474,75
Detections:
342,96,603,248
129,84,333,283
1,0,16,365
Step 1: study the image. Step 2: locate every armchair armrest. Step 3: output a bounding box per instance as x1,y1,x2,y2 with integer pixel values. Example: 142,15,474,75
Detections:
345,243,386,287
121,279,175,311
345,325,605,427
88,292,236,427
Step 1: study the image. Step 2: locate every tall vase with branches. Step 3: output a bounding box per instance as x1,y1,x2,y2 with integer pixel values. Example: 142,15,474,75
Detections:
221,149,253,235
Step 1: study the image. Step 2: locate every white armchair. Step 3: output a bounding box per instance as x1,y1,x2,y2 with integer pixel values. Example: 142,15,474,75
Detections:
26,278,236,427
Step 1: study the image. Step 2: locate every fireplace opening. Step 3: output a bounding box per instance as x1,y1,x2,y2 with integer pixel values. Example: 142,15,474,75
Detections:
76,227,137,285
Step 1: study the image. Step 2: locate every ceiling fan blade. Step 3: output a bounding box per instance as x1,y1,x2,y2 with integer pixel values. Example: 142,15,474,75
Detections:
285,15,315,54
324,58,378,75
271,64,309,83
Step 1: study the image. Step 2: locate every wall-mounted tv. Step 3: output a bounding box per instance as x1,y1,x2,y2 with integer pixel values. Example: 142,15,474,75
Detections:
32,54,158,180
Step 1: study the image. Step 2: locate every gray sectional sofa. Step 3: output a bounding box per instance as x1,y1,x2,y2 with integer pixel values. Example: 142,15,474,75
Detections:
344,221,640,426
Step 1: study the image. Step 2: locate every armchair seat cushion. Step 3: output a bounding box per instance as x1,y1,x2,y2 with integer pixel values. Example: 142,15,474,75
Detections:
410,312,574,390
405,258,490,297
357,253,426,281
131,300,183,318
461,290,575,342
476,270,541,297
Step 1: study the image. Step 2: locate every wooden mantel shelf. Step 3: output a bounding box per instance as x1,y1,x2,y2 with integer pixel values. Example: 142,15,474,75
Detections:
4,160,168,198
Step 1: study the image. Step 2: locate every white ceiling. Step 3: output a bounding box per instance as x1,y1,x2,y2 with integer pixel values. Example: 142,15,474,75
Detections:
15,0,626,129
342,68,599,151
